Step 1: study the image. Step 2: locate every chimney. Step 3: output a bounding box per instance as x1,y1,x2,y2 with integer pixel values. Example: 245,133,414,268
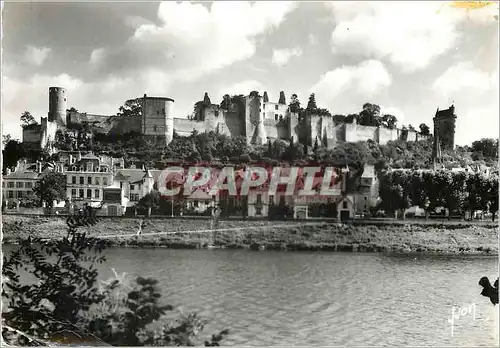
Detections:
77,152,82,161
69,154,74,164
6,168,11,175
37,161,42,173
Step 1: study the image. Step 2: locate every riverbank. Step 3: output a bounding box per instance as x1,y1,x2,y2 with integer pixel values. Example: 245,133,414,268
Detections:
2,215,498,255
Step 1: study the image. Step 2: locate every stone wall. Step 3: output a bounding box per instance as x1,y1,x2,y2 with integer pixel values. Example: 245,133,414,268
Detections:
22,126,42,143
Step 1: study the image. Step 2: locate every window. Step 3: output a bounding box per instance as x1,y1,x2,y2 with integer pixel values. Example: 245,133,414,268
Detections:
256,194,262,204
120,182,123,189
343,201,348,209
130,194,139,202
269,195,274,205
79,189,84,198
103,178,108,186
263,104,266,109
8,191,14,198
153,125,157,132
279,115,283,121
130,184,135,191
72,176,76,184
275,114,278,121
162,108,165,115
79,177,84,185
275,105,278,110
25,182,33,189
71,189,76,197
7,182,14,188
95,189,100,198
16,182,23,188
95,177,100,185
364,197,367,200
87,177,92,185
214,110,219,117
71,166,77,171
194,200,199,207
87,189,92,199
156,110,159,116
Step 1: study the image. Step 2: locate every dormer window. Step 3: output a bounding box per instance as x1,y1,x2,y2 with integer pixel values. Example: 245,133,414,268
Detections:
275,114,278,121
275,105,278,111
87,163,93,172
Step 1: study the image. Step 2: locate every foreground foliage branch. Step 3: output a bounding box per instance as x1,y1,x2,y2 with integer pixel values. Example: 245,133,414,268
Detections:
2,212,229,346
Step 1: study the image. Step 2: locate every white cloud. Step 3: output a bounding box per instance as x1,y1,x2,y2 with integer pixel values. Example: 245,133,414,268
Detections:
311,60,392,107
432,61,498,97
23,46,51,66
271,47,303,66
328,2,497,72
89,48,107,66
219,80,264,99
93,1,297,81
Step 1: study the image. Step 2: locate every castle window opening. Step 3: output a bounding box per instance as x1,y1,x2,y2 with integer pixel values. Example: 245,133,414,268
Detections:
275,114,278,121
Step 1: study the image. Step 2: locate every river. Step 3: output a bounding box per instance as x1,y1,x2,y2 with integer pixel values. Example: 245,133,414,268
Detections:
3,246,499,346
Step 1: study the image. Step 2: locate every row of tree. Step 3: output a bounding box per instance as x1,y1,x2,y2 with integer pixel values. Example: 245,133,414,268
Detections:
377,170,499,220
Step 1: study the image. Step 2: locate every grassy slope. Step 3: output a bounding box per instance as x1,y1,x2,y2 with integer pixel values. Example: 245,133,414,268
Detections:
2,215,498,255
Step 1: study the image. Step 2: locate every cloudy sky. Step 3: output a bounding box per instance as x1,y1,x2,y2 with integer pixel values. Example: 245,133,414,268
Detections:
2,1,499,145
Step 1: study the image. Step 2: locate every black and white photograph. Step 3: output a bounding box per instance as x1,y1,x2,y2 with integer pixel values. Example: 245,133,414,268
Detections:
1,1,499,346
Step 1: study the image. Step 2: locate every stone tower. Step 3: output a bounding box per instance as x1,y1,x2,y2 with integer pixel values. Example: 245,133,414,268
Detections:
141,95,175,145
48,87,67,126
433,105,457,151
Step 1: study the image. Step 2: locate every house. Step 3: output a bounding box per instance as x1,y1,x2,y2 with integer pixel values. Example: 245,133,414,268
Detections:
65,153,114,208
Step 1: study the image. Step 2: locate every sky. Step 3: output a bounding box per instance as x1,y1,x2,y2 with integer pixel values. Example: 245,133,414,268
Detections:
2,1,499,146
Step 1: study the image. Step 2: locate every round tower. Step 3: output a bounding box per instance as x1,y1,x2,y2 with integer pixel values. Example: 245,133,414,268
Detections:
142,95,175,145
48,87,67,126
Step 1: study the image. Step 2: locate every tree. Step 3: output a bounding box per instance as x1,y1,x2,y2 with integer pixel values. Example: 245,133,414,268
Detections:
33,172,67,209
289,94,301,113
220,94,231,110
20,111,37,127
472,138,498,159
2,134,12,147
345,114,357,124
2,139,25,173
332,115,346,124
138,191,161,217
381,114,398,129
419,123,430,136
306,93,317,111
117,98,142,118
67,107,78,113
358,103,381,127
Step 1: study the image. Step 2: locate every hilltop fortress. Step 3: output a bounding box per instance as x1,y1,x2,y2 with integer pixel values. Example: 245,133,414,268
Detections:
29,87,455,151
